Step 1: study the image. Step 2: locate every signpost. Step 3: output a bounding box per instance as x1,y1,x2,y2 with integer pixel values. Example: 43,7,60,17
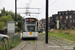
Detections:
15,0,17,21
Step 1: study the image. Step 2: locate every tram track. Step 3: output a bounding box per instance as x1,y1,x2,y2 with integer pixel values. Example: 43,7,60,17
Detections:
11,33,74,50
19,41,27,50
48,37,74,50
19,41,36,50
33,41,37,50
49,37,72,46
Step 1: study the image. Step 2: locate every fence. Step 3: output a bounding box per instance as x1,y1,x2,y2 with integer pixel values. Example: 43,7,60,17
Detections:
0,33,21,50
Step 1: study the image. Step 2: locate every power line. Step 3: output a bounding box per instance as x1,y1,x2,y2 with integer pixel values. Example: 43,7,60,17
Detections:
36,0,57,17
40,0,57,14
50,0,57,6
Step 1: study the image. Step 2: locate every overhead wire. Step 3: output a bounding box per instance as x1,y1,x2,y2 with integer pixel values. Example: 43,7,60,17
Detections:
18,0,57,17
36,0,57,18
40,0,57,14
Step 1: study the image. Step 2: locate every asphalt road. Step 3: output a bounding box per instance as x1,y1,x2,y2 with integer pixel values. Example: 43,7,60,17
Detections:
11,33,75,50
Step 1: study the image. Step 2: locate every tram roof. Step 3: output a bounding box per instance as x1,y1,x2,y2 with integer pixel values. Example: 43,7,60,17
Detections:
23,16,38,19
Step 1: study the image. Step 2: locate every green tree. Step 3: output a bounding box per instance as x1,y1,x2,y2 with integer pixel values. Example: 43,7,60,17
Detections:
0,22,4,30
8,11,15,20
0,7,23,30
0,16,13,26
17,14,23,29
17,20,21,29
5,11,9,16
1,7,6,16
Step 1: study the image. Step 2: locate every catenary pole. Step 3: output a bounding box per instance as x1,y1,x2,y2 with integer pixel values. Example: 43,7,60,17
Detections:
45,0,48,43
15,0,17,21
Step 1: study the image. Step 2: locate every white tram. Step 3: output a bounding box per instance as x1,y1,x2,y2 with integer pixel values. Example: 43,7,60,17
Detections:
22,16,38,38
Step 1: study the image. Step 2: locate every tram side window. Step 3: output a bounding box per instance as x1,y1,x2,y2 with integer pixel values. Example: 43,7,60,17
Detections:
27,26,35,32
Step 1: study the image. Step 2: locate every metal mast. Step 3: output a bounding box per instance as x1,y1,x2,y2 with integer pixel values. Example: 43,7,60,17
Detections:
46,0,48,43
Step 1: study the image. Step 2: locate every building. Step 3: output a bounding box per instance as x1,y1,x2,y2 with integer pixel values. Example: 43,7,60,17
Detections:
50,17,55,29
50,10,75,29
38,17,50,30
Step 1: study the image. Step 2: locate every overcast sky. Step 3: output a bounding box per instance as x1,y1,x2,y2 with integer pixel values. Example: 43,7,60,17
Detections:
0,0,75,20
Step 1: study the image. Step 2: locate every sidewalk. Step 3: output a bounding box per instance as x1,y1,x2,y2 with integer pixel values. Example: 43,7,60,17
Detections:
10,41,26,50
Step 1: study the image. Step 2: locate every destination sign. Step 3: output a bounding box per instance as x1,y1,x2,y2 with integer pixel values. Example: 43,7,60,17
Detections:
24,18,36,22
30,19,34,21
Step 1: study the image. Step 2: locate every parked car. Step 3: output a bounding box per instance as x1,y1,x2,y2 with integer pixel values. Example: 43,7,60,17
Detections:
0,34,9,39
0,30,4,34
38,29,43,33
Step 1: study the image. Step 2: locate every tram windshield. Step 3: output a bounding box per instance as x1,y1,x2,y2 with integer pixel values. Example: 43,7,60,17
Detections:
23,18,37,32
27,26,35,32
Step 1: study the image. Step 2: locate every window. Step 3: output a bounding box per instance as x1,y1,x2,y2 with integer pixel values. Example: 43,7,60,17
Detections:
70,20,72,23
59,13,61,15
51,18,53,21
56,16,58,19
69,24,71,27
69,15,72,19
61,23,63,26
27,26,35,32
63,12,64,15
60,16,62,19
55,20,57,22
66,16,68,19
60,20,61,22
41,24,42,26
73,12,75,14
66,12,68,14
26,22,35,24
73,20,75,23
64,20,67,23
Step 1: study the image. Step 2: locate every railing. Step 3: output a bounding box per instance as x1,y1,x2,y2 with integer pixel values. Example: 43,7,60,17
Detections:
0,33,21,50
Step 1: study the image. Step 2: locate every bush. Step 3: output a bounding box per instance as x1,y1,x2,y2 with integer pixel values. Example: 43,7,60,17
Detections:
71,26,74,30
73,47,75,50
61,25,65,30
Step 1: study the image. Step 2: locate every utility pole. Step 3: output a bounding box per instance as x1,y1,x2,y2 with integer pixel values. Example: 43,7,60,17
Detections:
46,0,48,43
15,0,17,21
